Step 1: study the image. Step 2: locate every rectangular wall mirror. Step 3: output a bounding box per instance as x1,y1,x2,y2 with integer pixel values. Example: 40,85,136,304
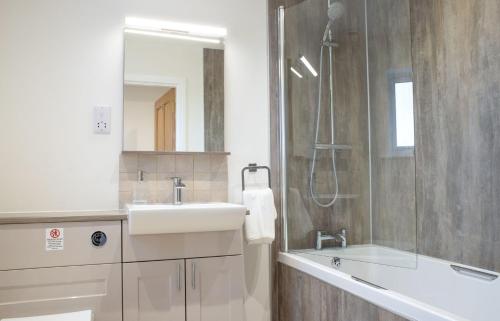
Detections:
123,28,225,152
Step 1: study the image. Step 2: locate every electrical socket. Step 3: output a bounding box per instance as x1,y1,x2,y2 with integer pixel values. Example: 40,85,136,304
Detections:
93,106,111,134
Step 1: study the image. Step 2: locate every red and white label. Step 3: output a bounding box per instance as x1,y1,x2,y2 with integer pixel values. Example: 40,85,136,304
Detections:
46,228,64,251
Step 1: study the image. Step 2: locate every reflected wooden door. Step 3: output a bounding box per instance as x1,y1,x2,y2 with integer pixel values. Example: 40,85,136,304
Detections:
155,88,176,151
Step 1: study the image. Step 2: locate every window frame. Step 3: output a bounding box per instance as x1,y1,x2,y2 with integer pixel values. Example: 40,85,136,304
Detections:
387,68,415,157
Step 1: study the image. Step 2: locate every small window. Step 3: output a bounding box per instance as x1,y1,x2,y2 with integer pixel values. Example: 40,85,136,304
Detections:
394,81,414,147
387,68,414,156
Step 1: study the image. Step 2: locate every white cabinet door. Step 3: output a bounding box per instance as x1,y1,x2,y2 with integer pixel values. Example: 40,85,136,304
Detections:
186,255,244,321
123,260,185,321
0,263,122,321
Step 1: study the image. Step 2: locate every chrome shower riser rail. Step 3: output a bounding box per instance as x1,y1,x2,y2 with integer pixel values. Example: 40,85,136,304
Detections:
309,21,339,208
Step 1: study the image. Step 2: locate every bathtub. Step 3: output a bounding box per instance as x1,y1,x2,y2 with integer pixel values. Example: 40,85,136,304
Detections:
278,245,500,321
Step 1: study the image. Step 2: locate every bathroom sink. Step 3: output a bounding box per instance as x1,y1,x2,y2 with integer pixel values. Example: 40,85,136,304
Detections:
126,203,247,235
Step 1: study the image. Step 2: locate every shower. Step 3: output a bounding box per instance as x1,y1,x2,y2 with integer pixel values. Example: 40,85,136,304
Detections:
309,1,345,207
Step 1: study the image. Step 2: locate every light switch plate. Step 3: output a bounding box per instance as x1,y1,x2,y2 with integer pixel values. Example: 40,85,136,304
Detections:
94,106,111,134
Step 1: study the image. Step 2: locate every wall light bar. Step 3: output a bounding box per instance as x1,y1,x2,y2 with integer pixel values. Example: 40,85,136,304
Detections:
125,17,227,38
300,56,318,77
124,29,221,44
290,67,303,79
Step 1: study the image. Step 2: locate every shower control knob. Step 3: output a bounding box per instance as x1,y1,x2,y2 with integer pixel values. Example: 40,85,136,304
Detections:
91,231,107,247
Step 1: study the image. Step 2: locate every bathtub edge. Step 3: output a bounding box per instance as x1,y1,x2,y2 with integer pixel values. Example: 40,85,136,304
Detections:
278,252,468,321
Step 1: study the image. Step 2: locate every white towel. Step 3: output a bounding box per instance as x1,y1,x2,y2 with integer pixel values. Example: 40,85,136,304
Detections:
1,310,93,321
243,188,277,244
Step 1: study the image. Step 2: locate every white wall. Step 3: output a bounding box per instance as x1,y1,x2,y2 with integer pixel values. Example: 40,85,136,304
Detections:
0,0,270,320
0,0,124,212
123,85,168,150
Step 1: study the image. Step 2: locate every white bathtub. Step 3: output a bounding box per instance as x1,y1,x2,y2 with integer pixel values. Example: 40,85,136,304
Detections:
278,245,500,321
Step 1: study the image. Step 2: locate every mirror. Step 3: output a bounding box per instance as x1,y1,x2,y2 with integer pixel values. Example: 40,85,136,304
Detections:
123,31,225,152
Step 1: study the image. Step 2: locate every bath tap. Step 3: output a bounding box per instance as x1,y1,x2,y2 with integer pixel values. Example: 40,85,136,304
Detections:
315,228,347,250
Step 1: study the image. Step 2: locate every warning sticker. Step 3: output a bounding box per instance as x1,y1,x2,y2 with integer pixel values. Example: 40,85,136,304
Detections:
46,228,64,251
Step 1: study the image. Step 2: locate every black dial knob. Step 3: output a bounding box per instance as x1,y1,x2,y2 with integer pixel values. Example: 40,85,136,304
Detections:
91,231,107,247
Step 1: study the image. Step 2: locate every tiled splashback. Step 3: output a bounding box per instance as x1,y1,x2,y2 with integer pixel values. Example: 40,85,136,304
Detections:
119,153,228,208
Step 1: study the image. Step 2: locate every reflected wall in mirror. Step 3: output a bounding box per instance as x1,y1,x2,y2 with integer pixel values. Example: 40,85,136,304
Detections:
123,31,224,152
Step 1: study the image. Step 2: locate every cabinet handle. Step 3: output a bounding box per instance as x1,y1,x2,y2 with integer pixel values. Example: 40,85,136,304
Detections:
177,263,182,291
191,262,196,289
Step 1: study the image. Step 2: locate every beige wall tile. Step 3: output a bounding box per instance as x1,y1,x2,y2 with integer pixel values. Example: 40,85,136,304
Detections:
194,190,211,202
210,169,228,182
119,154,228,205
141,173,158,203
156,172,175,204
119,172,137,193
211,179,228,193
182,188,194,203
138,155,158,173
175,155,194,173
194,154,211,173
156,188,174,203
158,155,175,173
156,173,176,190
210,154,227,173
119,154,138,173
210,189,228,202
194,172,212,190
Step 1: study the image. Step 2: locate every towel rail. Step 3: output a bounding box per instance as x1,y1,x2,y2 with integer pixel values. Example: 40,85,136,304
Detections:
241,163,271,191
242,163,272,216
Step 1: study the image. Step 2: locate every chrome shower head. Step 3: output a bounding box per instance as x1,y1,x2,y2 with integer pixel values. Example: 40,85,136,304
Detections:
328,2,345,22
323,2,345,43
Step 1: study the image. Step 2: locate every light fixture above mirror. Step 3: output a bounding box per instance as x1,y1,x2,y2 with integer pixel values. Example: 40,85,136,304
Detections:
125,17,227,44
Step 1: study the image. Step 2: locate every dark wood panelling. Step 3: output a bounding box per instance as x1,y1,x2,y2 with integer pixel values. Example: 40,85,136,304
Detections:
411,0,500,272
278,263,409,321
203,48,224,152
367,0,417,251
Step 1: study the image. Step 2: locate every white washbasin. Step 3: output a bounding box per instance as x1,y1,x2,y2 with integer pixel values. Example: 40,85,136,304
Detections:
127,202,246,235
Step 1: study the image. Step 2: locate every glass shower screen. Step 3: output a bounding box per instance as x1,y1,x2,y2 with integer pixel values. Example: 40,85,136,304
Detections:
279,0,417,269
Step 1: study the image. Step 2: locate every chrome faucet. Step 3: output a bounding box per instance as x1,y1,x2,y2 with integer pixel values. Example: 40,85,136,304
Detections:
315,228,347,250
171,177,186,205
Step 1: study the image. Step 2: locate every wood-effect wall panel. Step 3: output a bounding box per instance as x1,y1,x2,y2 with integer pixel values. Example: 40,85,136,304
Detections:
366,0,417,252
204,48,225,152
411,0,500,272
278,264,409,321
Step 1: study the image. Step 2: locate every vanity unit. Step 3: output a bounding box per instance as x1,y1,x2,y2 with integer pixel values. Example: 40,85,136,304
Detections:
0,204,246,321
123,221,244,321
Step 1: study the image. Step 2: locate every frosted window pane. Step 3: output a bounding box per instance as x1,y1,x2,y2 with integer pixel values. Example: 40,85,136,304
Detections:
395,82,414,147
